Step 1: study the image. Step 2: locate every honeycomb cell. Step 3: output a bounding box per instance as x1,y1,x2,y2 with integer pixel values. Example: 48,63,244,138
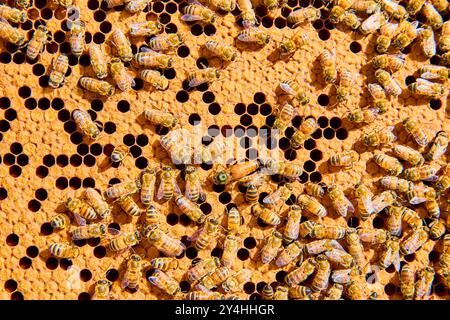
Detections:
6,233,19,246
237,248,250,261
11,292,24,300
19,257,32,269
318,29,330,41
430,99,441,110
4,280,18,293
25,98,37,109
26,246,39,258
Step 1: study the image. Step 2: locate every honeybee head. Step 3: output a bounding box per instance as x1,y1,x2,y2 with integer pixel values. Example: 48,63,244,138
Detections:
213,171,229,185
130,254,141,261
99,224,107,235
97,279,112,287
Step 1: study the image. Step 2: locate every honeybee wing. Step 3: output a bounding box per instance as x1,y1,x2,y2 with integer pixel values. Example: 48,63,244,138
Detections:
156,179,167,200
331,268,351,284
173,177,182,196
108,228,121,236
279,82,296,95
187,227,204,242
263,189,281,205
188,77,204,88
392,251,401,272
73,213,87,226
181,14,204,22
147,275,160,287
415,78,434,91
328,239,345,251
423,175,439,182
420,72,442,80
121,277,130,289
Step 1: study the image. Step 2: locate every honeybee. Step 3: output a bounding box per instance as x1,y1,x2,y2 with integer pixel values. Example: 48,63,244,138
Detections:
424,200,440,219
185,290,224,300
372,54,405,73
50,213,71,229
303,239,335,255
108,230,141,253
222,269,252,293
221,235,239,268
237,27,271,46
415,267,435,300
287,7,321,26
325,283,344,300
320,49,337,84
26,25,51,60
425,131,448,161
139,168,157,207
400,264,415,300
184,166,205,203
410,77,446,97
347,108,380,123
226,206,241,235
327,185,354,218
182,2,217,24
330,266,360,284
160,130,192,164
279,32,309,58
352,0,379,13
49,242,80,259
116,195,141,217
130,21,162,37
214,160,259,185
188,257,221,283
311,255,331,292
368,83,390,114
345,280,366,300
359,9,387,35
237,0,257,28
126,0,150,13
110,144,128,164
422,3,443,29
328,150,359,169
148,33,185,52
403,118,428,147
245,184,259,203
72,108,101,140
92,279,115,300
379,0,409,19
345,229,366,269
87,44,108,79
260,230,283,264
358,228,388,244
204,40,238,62
0,19,25,46
105,179,141,199
392,21,419,50
336,69,354,103
406,0,425,14
291,118,318,149
392,145,423,167
420,65,450,82
263,183,293,207
386,205,403,236
48,53,69,88
143,224,185,257
198,138,226,164
238,172,269,189
428,218,446,239
190,216,219,251
403,164,440,182
187,67,220,88
297,194,327,218
372,190,397,214
439,20,450,51
375,69,402,97
431,0,449,12
276,241,303,267
342,11,361,30
79,77,115,96
373,152,403,176
148,269,180,296
71,223,108,240
261,284,274,300
279,80,310,105
110,29,133,62
68,20,85,57
157,166,181,202
282,205,302,244
110,58,135,92
174,194,206,224
120,254,146,290
435,163,450,193
417,27,437,58
311,224,346,240
325,248,354,269
285,258,316,286
400,226,429,255
145,204,165,226
150,257,179,271
406,184,437,204
105,0,127,7
262,160,303,181
251,203,280,226
273,286,289,300
354,183,374,221
304,182,325,198
378,237,401,271
144,109,177,129
198,267,230,290
380,176,414,194
200,0,237,11
329,2,350,23
273,103,295,132
364,125,396,146
289,285,312,300
0,5,26,23
134,49,173,70
55,0,73,7
65,197,97,225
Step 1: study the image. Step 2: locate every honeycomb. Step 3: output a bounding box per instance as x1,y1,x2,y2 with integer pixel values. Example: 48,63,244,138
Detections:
0,0,449,300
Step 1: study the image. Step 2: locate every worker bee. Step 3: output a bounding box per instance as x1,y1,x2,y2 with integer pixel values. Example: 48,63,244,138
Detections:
50,213,70,229
406,184,437,204
324,283,344,300
386,205,404,236
65,197,97,225
273,103,295,132
262,160,303,181
49,54,69,88
222,269,252,293
297,194,327,218
263,183,293,207
328,150,359,169
129,21,162,37
435,163,450,193
105,179,141,199
378,237,401,271
400,264,415,300
329,4,348,24
237,0,257,28
188,257,221,283
110,29,133,62
125,0,150,13
311,224,346,240
71,223,108,240
225,206,241,235
214,160,259,185
148,33,185,52
55,0,74,7
110,58,135,92
68,20,85,57
145,204,165,226
425,131,448,161
304,239,344,255
49,242,80,259
345,280,366,300
140,168,156,207
184,166,205,203
364,126,396,147
110,144,129,164
409,78,446,98
289,285,312,300
375,69,402,97
392,20,419,50
150,257,179,271
0,5,26,23
330,266,361,284
143,224,185,257
91,279,115,300
199,0,237,11
245,184,259,203
0,19,25,46
358,228,388,244
419,65,450,81
372,190,397,214
182,2,217,24
108,230,141,253
342,11,361,30
26,25,50,60
347,108,380,123
116,195,141,217
380,176,414,194
238,172,269,189
285,258,316,286
415,267,435,300
276,241,303,267
260,284,274,300
304,182,325,198
134,48,173,69
283,205,302,244
403,164,440,182
79,77,115,96
174,194,206,224
221,235,239,268
379,0,409,19
439,20,450,51
417,28,436,58
345,229,366,269
144,109,177,129
251,203,281,225
373,152,403,176
198,138,226,164
237,27,271,46
336,69,354,103
198,267,230,290
359,9,387,35
403,118,428,147
160,130,192,164
279,80,310,105
291,118,318,149
190,216,219,251
121,254,146,290
368,83,390,114
271,286,288,300
287,7,321,26
105,0,127,7
392,145,424,167
406,0,425,14
431,0,449,12
320,49,337,84
72,108,101,140
311,254,331,293
260,230,283,264
354,183,374,221
204,40,237,62
88,44,108,79
372,54,406,73
422,3,443,29
185,290,224,300
424,200,440,219
327,185,354,218
187,67,220,88
325,248,354,269
148,269,180,296
428,218,446,239
400,226,429,255
279,32,309,58
352,0,379,13
157,166,181,202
